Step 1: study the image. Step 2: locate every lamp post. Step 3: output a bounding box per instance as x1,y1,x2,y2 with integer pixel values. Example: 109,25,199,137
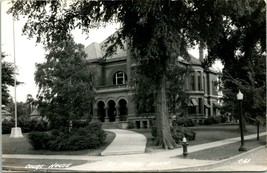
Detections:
237,90,247,151
27,94,33,116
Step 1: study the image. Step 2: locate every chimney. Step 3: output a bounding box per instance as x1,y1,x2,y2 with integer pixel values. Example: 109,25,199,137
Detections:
199,42,204,62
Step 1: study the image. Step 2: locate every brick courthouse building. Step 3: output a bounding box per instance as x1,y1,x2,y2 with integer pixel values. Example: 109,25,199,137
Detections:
85,36,220,129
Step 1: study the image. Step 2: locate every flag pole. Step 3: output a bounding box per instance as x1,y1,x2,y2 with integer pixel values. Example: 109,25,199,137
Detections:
10,15,23,138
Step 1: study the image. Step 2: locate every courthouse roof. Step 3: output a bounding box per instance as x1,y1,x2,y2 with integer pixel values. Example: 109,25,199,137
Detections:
84,42,103,59
85,32,218,73
84,33,127,60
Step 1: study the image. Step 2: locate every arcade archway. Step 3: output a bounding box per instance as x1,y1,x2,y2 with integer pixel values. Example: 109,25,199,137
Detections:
118,99,128,121
97,101,105,122
107,100,116,122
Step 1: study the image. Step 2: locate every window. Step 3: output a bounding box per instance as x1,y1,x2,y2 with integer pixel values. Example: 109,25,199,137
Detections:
113,71,127,85
190,74,195,91
212,81,217,95
203,76,205,93
198,72,201,91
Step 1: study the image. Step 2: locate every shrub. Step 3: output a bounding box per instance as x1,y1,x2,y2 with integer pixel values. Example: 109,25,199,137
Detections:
2,118,49,134
28,131,51,149
29,119,49,132
213,116,221,124
220,115,228,123
47,131,70,151
28,121,107,151
151,123,196,144
2,119,14,134
204,115,228,125
171,124,196,143
175,117,195,127
72,120,89,128
204,117,214,125
35,120,49,131
151,126,157,138
127,121,135,129
18,117,31,133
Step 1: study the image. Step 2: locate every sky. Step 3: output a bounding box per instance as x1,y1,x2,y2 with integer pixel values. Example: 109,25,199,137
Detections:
1,1,223,103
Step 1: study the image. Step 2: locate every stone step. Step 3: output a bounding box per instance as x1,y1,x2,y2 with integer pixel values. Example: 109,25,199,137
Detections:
102,122,120,129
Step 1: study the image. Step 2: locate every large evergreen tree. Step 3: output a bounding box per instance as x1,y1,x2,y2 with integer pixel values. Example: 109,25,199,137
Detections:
34,37,95,129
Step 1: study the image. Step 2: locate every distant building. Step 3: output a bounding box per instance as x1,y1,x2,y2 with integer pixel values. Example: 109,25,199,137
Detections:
30,106,49,122
2,109,12,121
86,36,220,128
30,107,41,120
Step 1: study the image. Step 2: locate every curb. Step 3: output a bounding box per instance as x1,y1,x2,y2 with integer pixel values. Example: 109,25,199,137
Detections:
175,145,266,171
2,166,76,172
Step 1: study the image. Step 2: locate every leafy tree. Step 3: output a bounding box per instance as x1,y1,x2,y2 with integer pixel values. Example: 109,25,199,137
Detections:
166,59,191,116
133,57,191,117
203,1,266,127
34,37,95,129
1,53,20,105
8,0,265,148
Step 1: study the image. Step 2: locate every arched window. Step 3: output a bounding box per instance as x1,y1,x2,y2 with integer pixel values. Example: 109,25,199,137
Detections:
113,71,127,85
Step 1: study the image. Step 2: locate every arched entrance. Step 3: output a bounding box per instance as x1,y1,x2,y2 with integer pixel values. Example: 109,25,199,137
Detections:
118,99,128,121
97,101,105,122
107,100,116,122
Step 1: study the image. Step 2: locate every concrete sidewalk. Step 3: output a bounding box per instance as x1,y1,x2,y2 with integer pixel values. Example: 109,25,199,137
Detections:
196,146,267,171
2,131,266,172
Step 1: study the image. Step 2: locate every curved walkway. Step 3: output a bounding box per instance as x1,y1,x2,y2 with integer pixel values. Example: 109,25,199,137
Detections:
101,129,147,156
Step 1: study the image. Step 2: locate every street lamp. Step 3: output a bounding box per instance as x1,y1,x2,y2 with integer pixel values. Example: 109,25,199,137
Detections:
27,94,33,115
237,90,247,151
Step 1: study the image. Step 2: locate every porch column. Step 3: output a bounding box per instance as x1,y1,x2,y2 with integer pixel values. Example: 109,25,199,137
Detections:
104,106,109,122
115,105,120,122
93,104,98,121
147,120,150,129
140,120,144,129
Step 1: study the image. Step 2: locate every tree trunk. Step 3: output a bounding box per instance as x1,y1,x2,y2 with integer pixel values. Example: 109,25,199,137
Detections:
242,118,249,134
154,76,178,149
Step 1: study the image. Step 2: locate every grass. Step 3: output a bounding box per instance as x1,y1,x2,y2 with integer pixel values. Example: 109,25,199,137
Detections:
2,131,116,156
2,123,266,157
131,123,266,152
188,123,266,145
180,136,266,160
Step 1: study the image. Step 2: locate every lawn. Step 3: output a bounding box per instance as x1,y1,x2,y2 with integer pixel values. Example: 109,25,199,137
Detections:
2,124,265,156
2,131,116,156
180,136,266,160
131,123,266,152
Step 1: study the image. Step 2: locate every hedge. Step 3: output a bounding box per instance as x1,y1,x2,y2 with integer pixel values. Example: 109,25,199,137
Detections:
2,119,15,134
204,115,228,125
28,121,107,151
175,117,196,127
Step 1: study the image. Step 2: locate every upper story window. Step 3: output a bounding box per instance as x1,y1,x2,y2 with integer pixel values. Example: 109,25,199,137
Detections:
203,76,206,93
198,72,201,91
212,81,218,95
113,71,127,85
190,74,195,91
